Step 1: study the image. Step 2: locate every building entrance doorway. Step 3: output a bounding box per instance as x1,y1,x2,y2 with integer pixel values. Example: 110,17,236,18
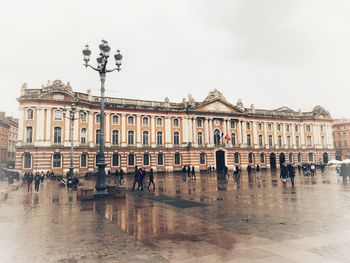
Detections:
270,153,276,169
216,150,225,173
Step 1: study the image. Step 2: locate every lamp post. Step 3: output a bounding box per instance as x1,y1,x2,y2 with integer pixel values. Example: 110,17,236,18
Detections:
62,102,77,178
82,40,123,194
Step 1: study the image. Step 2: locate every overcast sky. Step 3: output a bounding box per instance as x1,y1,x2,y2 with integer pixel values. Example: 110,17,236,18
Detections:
1,0,349,118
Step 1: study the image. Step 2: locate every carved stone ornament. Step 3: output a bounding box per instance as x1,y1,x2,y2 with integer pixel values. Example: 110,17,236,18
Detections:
236,98,244,110
187,93,196,108
312,105,331,118
42,79,73,94
203,88,226,103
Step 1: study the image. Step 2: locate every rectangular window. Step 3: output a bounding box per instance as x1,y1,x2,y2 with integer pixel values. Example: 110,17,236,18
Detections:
143,154,150,166
112,154,119,166
157,154,164,165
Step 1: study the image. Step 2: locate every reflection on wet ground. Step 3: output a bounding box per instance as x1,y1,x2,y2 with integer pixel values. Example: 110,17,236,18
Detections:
1,168,350,262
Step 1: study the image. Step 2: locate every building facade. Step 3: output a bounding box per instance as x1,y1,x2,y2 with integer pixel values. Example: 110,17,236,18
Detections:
0,115,10,167
16,80,335,175
333,119,350,160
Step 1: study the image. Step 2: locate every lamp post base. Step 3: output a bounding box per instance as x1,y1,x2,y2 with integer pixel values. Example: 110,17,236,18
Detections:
94,189,109,198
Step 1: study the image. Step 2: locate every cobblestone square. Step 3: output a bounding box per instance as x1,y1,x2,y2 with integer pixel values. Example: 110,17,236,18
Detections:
1,168,350,262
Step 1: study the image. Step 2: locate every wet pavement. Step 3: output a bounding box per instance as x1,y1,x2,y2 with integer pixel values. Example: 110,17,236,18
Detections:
1,168,350,262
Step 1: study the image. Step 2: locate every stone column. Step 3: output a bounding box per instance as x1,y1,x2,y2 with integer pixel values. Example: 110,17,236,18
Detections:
326,124,334,149
88,111,93,146
283,123,287,149
188,116,193,144
64,110,70,146
192,117,197,146
242,120,247,147
253,121,258,148
291,123,296,149
223,118,227,145
165,116,171,147
208,118,213,145
136,114,141,146
264,122,268,149
237,120,242,146
273,122,278,149
45,108,52,145
121,113,126,147
313,124,319,148
151,115,156,146
300,124,306,148
36,108,45,146
105,112,111,145
182,116,188,144
73,111,79,146
204,117,209,145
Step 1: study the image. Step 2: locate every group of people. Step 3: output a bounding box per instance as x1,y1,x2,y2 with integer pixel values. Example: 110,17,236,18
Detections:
131,166,155,191
23,171,47,193
107,168,125,185
182,165,196,180
280,163,296,186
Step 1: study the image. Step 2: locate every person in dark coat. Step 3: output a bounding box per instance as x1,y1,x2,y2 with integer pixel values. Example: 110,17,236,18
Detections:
138,168,145,191
247,165,252,175
191,166,196,180
287,164,296,186
132,166,140,191
148,168,155,190
119,168,124,184
34,172,41,192
256,164,260,173
27,171,33,192
280,163,288,183
187,165,191,178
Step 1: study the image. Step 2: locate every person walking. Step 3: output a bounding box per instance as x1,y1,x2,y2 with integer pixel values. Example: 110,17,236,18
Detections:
138,168,145,191
191,166,196,180
288,164,296,186
114,169,119,184
247,164,252,175
234,165,240,182
187,165,191,178
119,168,125,184
256,164,260,173
280,163,288,183
27,171,33,192
148,168,155,190
132,166,140,191
34,172,41,193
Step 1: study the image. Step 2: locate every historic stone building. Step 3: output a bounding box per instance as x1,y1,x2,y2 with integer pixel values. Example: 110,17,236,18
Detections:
333,119,350,160
0,115,10,167
15,80,334,175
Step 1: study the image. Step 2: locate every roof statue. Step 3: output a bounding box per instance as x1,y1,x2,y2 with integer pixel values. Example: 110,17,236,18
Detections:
21,83,28,96
312,105,331,118
41,79,73,94
203,89,226,102
236,98,244,110
250,104,255,113
187,93,196,108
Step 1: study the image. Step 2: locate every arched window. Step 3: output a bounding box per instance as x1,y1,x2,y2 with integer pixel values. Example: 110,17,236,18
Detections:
295,125,299,132
53,153,62,168
173,118,179,127
258,135,263,147
231,133,236,146
268,123,272,131
197,119,203,128
260,153,265,163
157,153,164,165
278,135,282,147
143,153,150,166
23,153,32,168
258,123,263,130
128,130,135,145
298,153,302,163
247,134,251,146
268,135,273,147
289,153,293,163
174,153,181,165
54,127,62,144
27,109,34,120
95,129,101,144
200,153,206,164
307,136,312,146
128,154,135,166
81,153,88,167
286,124,290,132
156,117,163,126
306,125,311,132
112,153,119,166
197,132,203,145
157,131,163,145
81,128,87,144
308,153,314,162
142,117,149,126
96,114,101,123
26,126,33,143
127,116,134,125
214,129,221,145
112,115,119,124
80,112,87,122
173,132,180,145
248,153,254,164
142,131,149,145
112,130,119,145
246,122,251,130
234,152,240,163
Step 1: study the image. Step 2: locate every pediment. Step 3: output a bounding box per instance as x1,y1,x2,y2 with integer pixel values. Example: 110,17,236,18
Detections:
39,91,74,101
195,99,243,113
275,106,294,112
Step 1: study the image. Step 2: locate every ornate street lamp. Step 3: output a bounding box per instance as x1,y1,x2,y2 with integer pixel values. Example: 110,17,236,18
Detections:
62,102,77,178
82,40,123,195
